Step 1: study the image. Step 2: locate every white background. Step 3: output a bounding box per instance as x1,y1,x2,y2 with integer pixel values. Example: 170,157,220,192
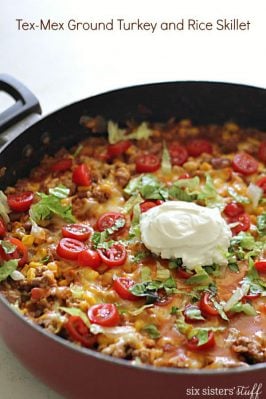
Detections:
0,0,266,398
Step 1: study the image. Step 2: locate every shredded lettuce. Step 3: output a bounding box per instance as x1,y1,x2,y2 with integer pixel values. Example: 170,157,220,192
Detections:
142,324,160,339
184,306,205,321
198,174,224,208
227,187,250,204
108,121,152,144
30,185,75,224
60,307,90,327
0,240,16,254
229,302,257,316
0,259,18,282
257,213,266,236
185,266,212,286
0,191,10,223
161,142,172,174
48,185,70,199
224,284,250,312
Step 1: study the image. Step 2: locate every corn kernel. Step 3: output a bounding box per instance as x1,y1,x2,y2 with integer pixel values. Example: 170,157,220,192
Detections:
27,268,36,280
29,261,42,269
200,162,212,171
134,320,145,331
79,268,99,282
37,248,47,258
250,215,257,225
98,335,113,346
224,122,239,132
83,291,97,305
47,262,58,275
59,279,68,286
22,235,34,247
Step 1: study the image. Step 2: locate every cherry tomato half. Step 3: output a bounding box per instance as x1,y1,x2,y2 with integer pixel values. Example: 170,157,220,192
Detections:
0,219,6,238
65,316,97,348
169,143,188,166
187,331,215,351
254,259,266,273
224,202,244,218
62,224,92,241
176,266,194,280
199,292,219,316
186,139,213,157
135,154,161,173
155,289,174,307
51,158,73,173
77,249,102,269
113,277,138,301
72,164,91,186
242,292,261,302
140,200,162,213
231,213,251,235
56,238,85,260
232,152,258,175
98,243,127,267
256,177,266,194
97,212,125,233
0,237,28,267
31,287,48,300
178,173,190,180
107,140,131,158
7,191,34,213
258,141,266,163
88,303,120,327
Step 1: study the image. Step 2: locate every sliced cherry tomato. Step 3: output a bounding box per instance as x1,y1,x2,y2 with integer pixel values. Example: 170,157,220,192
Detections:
113,277,138,301
7,191,34,213
178,173,190,180
187,331,215,351
183,304,204,323
242,292,260,302
77,249,102,269
98,243,127,267
186,139,213,157
31,287,47,300
0,219,6,238
258,141,266,163
140,200,162,213
254,259,266,273
62,224,92,241
51,158,73,172
88,303,120,327
232,152,258,175
72,164,91,186
176,266,194,280
56,238,85,260
65,316,97,348
224,202,244,218
169,143,188,166
256,177,266,193
135,154,160,173
0,237,28,267
199,292,219,316
155,289,174,307
231,213,251,235
97,212,125,233
107,140,131,158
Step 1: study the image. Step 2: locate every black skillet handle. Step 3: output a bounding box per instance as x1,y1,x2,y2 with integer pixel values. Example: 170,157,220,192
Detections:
0,74,42,133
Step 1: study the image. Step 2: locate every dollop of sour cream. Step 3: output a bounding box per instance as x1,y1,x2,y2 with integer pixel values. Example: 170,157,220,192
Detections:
140,201,232,270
